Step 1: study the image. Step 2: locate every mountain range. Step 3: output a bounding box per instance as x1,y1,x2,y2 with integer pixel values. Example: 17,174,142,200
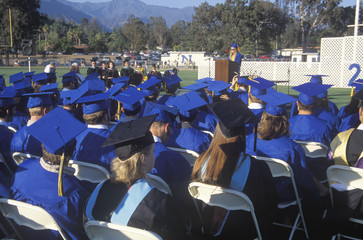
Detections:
39,0,195,31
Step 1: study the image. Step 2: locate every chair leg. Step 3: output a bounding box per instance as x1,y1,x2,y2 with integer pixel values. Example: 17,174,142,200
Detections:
288,213,300,240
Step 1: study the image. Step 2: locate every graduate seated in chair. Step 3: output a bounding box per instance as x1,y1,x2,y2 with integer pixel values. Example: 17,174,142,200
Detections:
191,98,278,239
10,108,90,240
84,115,186,240
11,92,53,157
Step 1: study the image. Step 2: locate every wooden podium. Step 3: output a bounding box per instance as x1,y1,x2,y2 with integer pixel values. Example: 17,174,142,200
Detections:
215,59,240,83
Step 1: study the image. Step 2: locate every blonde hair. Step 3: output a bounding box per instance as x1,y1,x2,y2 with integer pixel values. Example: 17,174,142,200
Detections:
29,106,50,117
110,144,154,186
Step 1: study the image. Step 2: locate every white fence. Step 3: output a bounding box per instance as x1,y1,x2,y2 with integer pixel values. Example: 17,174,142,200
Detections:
198,36,363,88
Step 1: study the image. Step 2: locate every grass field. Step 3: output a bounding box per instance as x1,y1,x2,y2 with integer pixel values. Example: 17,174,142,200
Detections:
0,66,352,109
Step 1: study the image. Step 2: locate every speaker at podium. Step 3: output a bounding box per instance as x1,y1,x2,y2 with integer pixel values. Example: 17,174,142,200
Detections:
215,59,240,83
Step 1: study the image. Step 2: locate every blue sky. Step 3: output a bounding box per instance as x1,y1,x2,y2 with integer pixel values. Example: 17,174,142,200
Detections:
69,0,357,8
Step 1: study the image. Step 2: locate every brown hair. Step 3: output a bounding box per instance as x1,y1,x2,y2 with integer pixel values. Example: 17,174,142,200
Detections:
83,110,106,125
249,93,264,105
258,112,290,140
110,144,154,186
298,100,315,112
41,144,74,165
191,123,245,188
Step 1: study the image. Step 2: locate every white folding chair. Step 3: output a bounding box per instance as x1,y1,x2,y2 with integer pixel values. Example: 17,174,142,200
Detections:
201,130,214,138
7,126,17,133
167,147,199,166
252,155,309,240
0,198,68,240
188,182,262,240
68,160,110,183
85,220,162,240
294,140,329,158
146,174,172,196
327,165,363,240
12,152,40,165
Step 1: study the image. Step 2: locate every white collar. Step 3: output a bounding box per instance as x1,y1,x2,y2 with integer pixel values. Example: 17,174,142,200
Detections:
153,135,162,143
27,119,36,127
357,124,363,130
87,124,108,130
181,122,192,129
248,102,264,110
0,120,8,127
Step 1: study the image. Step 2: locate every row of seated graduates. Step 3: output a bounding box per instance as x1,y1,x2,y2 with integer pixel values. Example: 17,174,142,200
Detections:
0,70,362,239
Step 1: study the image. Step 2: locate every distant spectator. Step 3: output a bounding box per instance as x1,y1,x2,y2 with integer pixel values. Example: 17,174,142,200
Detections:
81,59,85,68
70,63,84,86
44,62,56,73
120,59,134,77
106,61,119,88
148,64,161,77
98,61,108,83
14,59,19,67
87,59,99,76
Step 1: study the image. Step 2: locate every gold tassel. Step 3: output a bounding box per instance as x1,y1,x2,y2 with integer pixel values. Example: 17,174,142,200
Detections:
58,152,65,197
351,87,355,98
116,102,121,120
248,85,251,106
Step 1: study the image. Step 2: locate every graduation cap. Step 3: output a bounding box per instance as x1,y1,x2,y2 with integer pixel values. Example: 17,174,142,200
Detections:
62,71,77,83
106,82,126,97
183,82,209,92
23,92,53,108
13,78,32,91
0,91,16,108
27,107,86,196
84,72,100,82
2,86,24,97
32,73,48,85
24,71,35,77
47,72,57,81
353,88,363,102
245,77,275,96
137,77,161,90
292,82,332,106
195,77,214,83
112,76,129,84
9,72,24,83
231,43,238,49
78,78,106,93
112,86,147,111
77,92,109,114
306,74,327,84
259,91,296,116
349,79,363,91
60,90,76,106
102,115,157,161
208,98,259,138
143,102,178,124
207,81,231,95
164,75,182,88
40,83,59,93
170,91,207,119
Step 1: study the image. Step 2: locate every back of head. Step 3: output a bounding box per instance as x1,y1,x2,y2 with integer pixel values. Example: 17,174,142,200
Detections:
258,111,290,140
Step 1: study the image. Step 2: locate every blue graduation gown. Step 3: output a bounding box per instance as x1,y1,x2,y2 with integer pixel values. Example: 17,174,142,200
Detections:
9,111,29,130
0,124,15,198
246,135,320,203
192,110,218,133
10,124,42,157
11,159,90,240
289,114,333,145
157,95,175,106
229,52,242,63
290,100,339,119
228,89,249,105
166,127,211,154
314,108,340,137
72,126,111,170
339,112,359,132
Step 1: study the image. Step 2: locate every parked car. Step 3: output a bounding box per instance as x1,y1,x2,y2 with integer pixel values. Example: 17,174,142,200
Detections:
114,56,123,66
259,55,271,60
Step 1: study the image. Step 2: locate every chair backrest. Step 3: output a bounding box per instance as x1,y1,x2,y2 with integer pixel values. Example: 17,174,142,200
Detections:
146,174,172,195
188,182,262,240
0,198,67,240
85,220,162,240
12,152,40,165
252,155,294,178
327,165,363,191
201,130,214,138
167,147,199,166
294,140,329,158
68,160,110,183
7,126,17,133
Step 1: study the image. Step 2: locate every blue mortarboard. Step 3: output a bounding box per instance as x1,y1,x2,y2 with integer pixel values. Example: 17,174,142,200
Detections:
164,75,182,88
24,92,53,108
143,102,178,124
195,77,214,83
79,79,106,93
77,92,109,114
112,87,147,111
47,72,57,79
62,71,77,83
306,74,328,84
0,92,16,108
137,77,161,90
113,76,129,84
2,86,24,97
24,71,35,77
84,72,99,81
183,82,209,92
60,90,75,105
28,107,86,155
13,78,32,91
9,72,23,83
106,82,126,97
207,81,231,95
259,91,296,116
170,91,207,119
245,77,275,96
231,43,238,48
32,73,48,85
237,76,250,84
350,79,363,91
292,82,332,105
40,83,59,93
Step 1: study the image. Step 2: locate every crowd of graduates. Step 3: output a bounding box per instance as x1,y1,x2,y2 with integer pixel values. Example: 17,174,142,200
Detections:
0,56,362,239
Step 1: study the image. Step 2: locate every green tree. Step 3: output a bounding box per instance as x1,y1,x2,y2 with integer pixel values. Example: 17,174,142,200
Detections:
169,20,187,48
122,15,147,51
107,27,127,52
150,16,169,49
